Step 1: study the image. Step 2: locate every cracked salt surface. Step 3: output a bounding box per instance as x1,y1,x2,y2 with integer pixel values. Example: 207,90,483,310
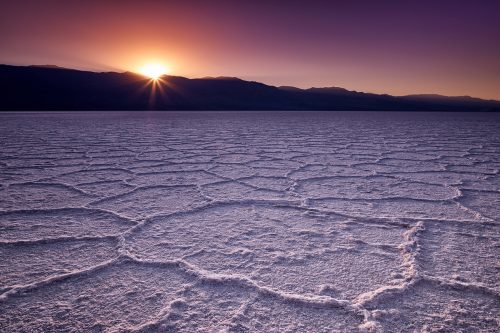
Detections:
0,111,499,332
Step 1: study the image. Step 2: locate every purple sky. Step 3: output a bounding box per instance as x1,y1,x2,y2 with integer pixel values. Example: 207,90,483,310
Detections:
1,0,499,99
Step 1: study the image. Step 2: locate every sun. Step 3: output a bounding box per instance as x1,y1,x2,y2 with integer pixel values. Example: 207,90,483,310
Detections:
139,63,168,80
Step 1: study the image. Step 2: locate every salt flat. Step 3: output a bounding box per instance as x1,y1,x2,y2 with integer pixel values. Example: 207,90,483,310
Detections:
0,111,499,332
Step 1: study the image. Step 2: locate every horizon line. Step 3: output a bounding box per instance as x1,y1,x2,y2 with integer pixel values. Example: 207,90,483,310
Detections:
2,62,500,102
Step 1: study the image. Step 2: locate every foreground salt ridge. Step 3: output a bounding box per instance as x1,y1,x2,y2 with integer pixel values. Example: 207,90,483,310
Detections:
0,112,499,332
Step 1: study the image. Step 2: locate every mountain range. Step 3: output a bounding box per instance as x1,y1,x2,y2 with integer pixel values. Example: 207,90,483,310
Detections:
1,64,499,111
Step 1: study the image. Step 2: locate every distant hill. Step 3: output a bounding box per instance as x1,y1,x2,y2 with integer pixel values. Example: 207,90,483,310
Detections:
1,64,499,111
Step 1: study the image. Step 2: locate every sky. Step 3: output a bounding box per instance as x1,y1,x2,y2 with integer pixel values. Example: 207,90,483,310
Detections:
1,0,500,99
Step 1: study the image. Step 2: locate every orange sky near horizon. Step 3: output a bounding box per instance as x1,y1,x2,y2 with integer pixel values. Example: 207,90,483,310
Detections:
1,0,500,100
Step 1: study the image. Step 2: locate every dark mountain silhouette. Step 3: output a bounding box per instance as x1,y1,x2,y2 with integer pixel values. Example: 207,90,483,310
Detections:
1,64,499,111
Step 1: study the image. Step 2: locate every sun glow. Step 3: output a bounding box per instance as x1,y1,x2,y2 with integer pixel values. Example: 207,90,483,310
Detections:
139,63,168,79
